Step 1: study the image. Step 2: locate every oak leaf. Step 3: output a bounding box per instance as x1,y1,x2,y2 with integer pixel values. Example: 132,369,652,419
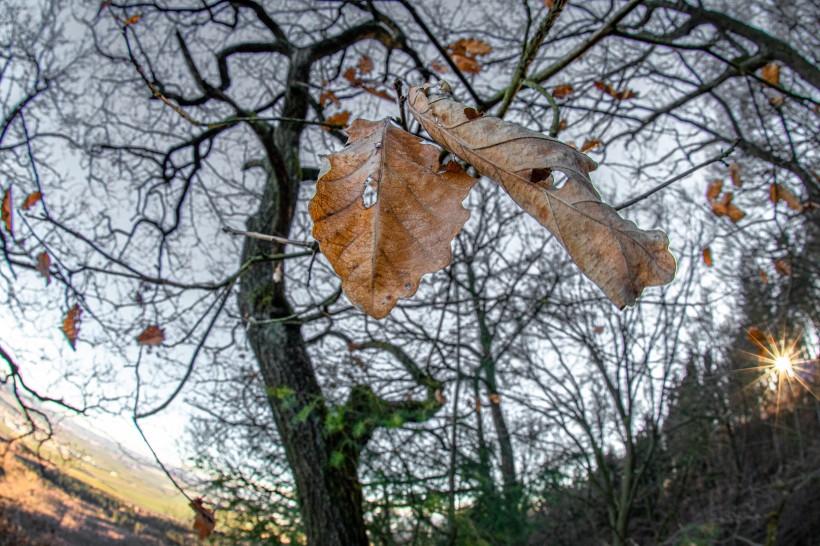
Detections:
702,247,712,267
581,138,601,153
706,179,723,201
61,304,82,350
446,38,492,74
408,85,675,308
309,119,477,318
594,80,637,100
2,188,11,234
190,498,215,539
324,111,351,131
343,67,358,85
552,85,574,99
761,63,780,86
136,325,164,346
710,192,745,223
768,94,784,107
36,252,51,284
774,259,792,276
356,55,373,75
320,90,341,109
22,192,42,210
769,183,802,212
729,163,742,187
362,86,395,103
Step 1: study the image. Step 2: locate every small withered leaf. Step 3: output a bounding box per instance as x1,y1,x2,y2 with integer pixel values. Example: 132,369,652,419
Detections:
702,247,713,267
357,55,373,75
774,259,792,276
729,162,742,187
36,252,51,284
581,138,601,153
761,63,780,86
2,188,11,234
22,192,42,211
362,86,395,103
190,498,215,539
61,304,82,350
769,183,803,212
706,179,723,201
594,80,637,100
552,85,574,99
324,111,351,131
136,325,164,346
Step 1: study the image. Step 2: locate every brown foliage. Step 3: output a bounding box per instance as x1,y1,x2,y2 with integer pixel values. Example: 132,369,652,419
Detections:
324,111,351,130
761,63,780,86
594,80,637,100
552,85,574,99
136,325,164,346
22,192,42,210
446,38,492,74
769,183,803,212
35,252,51,284
408,84,675,308
729,162,742,187
702,247,712,267
309,119,476,318
61,304,82,350
2,188,11,234
189,498,215,539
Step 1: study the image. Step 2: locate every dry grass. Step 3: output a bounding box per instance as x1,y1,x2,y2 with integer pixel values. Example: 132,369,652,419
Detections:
0,443,201,546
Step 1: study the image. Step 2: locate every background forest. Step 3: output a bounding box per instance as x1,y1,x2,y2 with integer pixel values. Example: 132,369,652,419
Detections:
0,1,817,545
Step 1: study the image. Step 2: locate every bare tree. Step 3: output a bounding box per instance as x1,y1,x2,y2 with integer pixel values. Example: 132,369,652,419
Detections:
1,1,817,545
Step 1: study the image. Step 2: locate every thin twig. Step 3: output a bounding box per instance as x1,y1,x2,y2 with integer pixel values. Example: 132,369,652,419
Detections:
395,0,482,105
135,286,234,419
497,0,567,119
132,416,194,503
615,140,740,210
223,226,318,250
482,0,643,110
393,78,408,131
522,79,561,137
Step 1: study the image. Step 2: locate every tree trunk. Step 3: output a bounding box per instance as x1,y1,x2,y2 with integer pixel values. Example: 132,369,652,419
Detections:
243,318,369,546
236,53,369,543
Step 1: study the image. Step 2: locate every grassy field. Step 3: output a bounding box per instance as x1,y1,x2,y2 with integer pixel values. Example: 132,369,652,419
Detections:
0,393,210,545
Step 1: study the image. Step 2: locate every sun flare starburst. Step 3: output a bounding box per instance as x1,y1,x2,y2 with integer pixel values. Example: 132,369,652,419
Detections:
739,325,819,419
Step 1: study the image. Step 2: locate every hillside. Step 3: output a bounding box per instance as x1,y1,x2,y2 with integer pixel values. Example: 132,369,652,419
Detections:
0,392,205,545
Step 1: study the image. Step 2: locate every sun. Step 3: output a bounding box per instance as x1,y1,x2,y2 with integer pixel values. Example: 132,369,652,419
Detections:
773,354,794,377
740,324,817,397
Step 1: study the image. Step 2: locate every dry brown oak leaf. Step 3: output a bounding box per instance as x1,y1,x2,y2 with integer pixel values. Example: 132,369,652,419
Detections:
407,84,675,308
309,118,477,318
